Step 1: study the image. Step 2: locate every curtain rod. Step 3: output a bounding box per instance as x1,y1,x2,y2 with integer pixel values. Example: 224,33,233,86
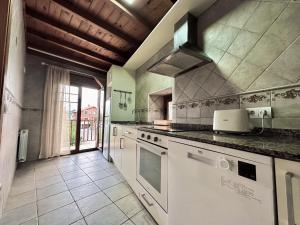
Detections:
29,47,106,73
42,62,101,78
41,62,104,89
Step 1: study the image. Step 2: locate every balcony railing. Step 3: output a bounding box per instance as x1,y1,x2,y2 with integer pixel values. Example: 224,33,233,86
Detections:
70,119,98,149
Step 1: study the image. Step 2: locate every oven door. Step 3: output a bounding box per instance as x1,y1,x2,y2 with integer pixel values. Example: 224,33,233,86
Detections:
137,140,168,212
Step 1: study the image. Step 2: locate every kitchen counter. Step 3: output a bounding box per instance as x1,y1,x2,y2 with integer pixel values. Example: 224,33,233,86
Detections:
138,127,300,162
112,122,153,127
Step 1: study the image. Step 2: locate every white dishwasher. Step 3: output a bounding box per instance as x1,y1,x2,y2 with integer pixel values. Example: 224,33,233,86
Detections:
168,140,276,225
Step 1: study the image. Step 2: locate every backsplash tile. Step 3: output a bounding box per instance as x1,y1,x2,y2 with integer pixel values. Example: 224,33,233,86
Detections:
187,102,201,119
200,99,217,118
227,30,261,59
272,118,300,130
176,104,187,119
271,87,300,118
172,0,300,130
240,92,271,108
135,0,300,130
243,2,287,34
202,72,226,96
216,96,240,110
213,53,241,79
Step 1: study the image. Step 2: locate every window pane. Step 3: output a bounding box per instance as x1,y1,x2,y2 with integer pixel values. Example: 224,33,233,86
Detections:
70,86,79,94
70,94,78,103
139,148,161,193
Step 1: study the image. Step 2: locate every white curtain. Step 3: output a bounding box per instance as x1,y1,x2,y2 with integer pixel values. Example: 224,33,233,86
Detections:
39,66,70,159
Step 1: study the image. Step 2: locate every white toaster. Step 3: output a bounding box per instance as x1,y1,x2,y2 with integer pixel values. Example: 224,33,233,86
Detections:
213,109,251,133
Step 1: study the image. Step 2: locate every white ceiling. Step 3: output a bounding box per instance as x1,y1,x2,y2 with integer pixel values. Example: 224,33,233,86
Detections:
123,0,216,71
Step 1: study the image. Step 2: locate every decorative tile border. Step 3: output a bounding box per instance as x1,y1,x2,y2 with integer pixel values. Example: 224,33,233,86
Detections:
216,97,238,105
177,104,186,109
241,93,268,103
201,99,215,107
188,102,199,108
273,88,300,99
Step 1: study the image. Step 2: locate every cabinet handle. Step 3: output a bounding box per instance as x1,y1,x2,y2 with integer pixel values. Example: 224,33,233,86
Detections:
113,127,117,136
285,172,296,225
120,138,124,149
124,131,131,134
141,193,153,207
187,152,215,167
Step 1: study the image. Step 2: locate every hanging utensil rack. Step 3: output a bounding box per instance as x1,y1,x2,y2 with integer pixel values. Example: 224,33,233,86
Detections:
113,89,132,94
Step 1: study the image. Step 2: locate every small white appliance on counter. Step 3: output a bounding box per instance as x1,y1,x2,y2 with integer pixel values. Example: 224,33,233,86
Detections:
213,109,251,133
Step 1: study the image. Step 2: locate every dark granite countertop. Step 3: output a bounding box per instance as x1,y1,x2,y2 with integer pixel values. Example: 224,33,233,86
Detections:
138,128,300,162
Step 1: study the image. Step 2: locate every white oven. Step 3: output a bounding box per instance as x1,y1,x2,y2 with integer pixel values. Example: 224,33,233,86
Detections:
137,131,168,212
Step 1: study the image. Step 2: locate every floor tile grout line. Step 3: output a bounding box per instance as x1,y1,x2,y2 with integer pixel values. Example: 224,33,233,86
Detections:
36,186,68,201
69,184,102,202
37,201,77,219
69,153,124,224
33,166,40,224
76,195,112,218
94,179,124,191
8,152,146,225
57,155,85,223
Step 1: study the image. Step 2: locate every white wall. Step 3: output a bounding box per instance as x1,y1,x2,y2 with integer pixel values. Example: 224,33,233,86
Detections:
0,0,25,216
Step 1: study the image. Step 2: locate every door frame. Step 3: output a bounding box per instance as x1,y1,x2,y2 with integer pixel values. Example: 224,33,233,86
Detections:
0,0,11,141
71,85,102,154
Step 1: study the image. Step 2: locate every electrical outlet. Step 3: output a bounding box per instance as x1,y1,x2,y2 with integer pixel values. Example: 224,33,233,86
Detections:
246,107,272,119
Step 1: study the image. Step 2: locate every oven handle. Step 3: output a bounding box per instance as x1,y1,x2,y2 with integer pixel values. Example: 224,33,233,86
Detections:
137,140,167,155
141,193,153,207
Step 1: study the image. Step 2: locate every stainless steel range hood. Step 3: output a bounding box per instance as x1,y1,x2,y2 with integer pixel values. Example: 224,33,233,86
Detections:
148,13,212,77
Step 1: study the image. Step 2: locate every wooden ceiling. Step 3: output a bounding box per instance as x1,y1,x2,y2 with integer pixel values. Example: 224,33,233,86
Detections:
24,0,176,75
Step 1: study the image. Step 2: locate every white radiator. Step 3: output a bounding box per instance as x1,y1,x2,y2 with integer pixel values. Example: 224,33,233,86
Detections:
18,129,28,162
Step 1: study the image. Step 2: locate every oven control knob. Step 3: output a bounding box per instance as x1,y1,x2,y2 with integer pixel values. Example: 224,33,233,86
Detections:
153,137,158,142
147,135,151,140
141,133,145,138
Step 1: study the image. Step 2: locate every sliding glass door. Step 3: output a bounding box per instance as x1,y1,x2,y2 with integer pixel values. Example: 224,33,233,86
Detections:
64,86,79,151
79,87,99,151
65,85,104,153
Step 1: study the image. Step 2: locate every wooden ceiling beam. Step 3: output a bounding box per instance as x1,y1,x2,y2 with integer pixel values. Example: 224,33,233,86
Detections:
27,48,106,76
110,0,154,30
51,0,140,46
27,43,108,73
27,28,124,66
26,6,130,58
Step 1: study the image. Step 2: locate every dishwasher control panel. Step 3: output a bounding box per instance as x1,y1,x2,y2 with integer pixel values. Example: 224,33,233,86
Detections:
216,155,257,181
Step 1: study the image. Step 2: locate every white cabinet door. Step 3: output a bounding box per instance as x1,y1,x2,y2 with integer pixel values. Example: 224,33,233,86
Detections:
121,136,137,189
275,158,300,225
109,125,117,160
114,126,122,170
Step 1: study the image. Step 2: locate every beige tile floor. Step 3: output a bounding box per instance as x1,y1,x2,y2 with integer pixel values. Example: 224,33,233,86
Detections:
0,151,158,225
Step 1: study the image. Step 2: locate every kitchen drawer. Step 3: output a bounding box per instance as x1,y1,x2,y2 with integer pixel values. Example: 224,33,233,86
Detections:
122,126,137,139
135,182,167,225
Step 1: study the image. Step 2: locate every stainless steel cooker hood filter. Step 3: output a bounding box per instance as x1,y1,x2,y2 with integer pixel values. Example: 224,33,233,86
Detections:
148,13,212,77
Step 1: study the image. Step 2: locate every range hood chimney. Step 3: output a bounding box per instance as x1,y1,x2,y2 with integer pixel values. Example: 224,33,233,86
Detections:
147,13,212,77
